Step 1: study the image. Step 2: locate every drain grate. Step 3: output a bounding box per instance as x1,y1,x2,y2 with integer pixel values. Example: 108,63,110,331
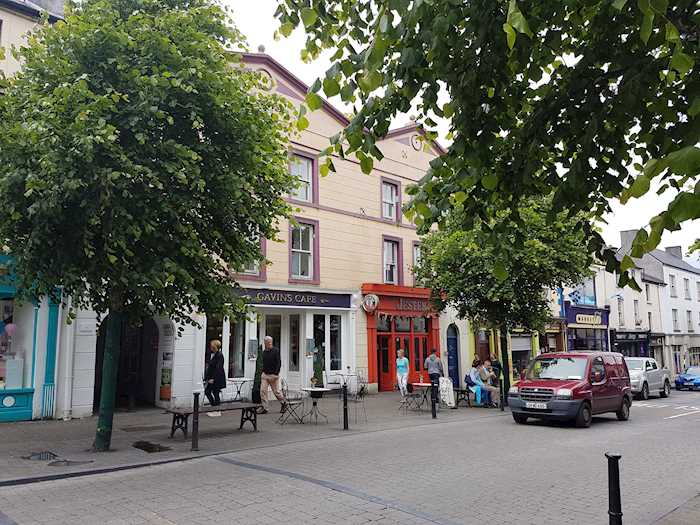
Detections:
22,451,59,461
132,441,171,453
121,425,168,433
47,459,94,467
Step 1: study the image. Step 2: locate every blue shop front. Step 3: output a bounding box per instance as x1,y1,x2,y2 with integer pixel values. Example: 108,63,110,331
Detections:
0,256,61,422
564,303,610,352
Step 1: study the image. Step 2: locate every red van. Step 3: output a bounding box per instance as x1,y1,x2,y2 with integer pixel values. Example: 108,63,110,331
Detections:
508,351,632,428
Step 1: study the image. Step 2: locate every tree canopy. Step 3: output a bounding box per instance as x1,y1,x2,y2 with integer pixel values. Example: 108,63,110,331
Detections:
414,197,594,332
275,0,699,285
0,0,294,324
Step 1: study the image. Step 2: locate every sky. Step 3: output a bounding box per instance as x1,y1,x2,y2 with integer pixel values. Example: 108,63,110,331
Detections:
228,0,699,263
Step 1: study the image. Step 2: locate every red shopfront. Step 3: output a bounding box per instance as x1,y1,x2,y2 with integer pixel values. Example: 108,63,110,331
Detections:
362,284,440,392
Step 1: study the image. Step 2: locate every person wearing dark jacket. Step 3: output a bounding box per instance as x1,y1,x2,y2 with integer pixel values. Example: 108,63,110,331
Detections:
204,340,226,415
260,336,286,414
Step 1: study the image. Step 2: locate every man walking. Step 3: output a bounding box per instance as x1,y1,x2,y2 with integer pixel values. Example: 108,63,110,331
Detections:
260,336,286,414
424,349,444,406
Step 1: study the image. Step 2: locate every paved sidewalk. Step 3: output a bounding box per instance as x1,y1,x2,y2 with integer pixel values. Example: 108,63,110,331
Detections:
654,493,700,524
0,392,499,484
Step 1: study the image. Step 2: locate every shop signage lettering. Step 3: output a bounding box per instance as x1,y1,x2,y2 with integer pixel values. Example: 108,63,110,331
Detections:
575,313,602,325
566,306,608,326
398,298,429,312
239,288,351,309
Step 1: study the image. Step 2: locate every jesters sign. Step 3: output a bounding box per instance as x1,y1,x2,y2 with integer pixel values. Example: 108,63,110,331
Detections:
237,288,351,309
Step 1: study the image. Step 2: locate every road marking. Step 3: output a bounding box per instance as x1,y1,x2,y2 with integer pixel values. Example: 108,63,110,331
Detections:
674,406,689,410
664,410,700,420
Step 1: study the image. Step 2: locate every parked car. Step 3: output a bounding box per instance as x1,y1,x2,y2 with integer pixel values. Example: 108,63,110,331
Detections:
624,357,671,400
674,367,700,391
508,351,632,428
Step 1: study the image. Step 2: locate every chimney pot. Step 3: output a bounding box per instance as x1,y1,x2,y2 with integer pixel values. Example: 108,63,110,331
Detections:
665,246,683,259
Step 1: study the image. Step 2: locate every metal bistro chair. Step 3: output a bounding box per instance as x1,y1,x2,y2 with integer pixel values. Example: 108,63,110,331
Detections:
277,379,306,425
348,371,368,424
400,382,424,414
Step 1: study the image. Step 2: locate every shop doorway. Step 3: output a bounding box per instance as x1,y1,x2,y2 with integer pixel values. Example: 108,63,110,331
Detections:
93,317,159,412
476,329,492,362
446,324,460,388
376,315,430,391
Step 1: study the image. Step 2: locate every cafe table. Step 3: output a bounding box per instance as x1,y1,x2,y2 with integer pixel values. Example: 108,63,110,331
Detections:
300,387,332,424
410,382,436,411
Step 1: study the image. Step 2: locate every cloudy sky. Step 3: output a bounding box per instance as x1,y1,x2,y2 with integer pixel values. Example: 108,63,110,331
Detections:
228,1,699,261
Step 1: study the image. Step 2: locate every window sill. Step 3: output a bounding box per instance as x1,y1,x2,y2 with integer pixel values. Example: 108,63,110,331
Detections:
287,197,318,208
236,273,266,282
289,277,320,285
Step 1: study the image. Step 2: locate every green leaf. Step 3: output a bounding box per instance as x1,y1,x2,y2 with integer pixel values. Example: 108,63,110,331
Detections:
296,115,309,131
487,87,495,98
670,50,694,75
502,22,516,50
443,102,455,118
637,0,652,13
107,254,118,265
278,21,294,38
493,261,508,281
305,92,323,111
630,229,648,257
650,0,667,14
481,174,499,190
668,193,700,223
453,191,467,204
323,77,340,97
665,146,700,176
300,8,318,28
360,155,373,174
379,13,390,33
665,22,680,44
620,255,636,272
621,174,650,203
507,0,533,38
640,13,654,44
689,98,700,118
613,0,627,10
358,70,383,92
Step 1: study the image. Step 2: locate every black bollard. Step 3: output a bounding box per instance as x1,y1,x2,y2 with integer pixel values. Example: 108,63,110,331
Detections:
342,382,349,430
191,392,200,452
431,379,437,419
605,452,623,525
499,379,504,412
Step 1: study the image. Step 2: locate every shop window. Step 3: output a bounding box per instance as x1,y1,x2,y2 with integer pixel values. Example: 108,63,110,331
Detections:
395,316,410,332
289,314,300,372
204,312,224,368
290,218,319,283
381,180,400,221
265,315,282,351
377,314,391,332
383,238,402,285
290,154,314,203
313,314,326,372
0,299,26,390
380,336,389,373
688,310,694,332
330,314,342,371
617,298,624,326
633,300,640,326
413,317,427,333
645,283,651,302
227,317,246,378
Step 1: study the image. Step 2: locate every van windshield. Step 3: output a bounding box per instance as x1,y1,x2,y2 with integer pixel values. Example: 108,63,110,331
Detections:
527,357,587,380
624,359,643,370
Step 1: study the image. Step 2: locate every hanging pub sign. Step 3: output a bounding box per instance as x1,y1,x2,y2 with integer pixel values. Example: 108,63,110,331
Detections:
362,294,379,313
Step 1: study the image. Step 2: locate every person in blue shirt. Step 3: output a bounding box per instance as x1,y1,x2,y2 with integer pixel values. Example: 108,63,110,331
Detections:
396,349,410,397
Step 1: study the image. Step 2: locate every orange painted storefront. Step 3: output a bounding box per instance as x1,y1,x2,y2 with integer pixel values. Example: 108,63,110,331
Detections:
362,283,440,391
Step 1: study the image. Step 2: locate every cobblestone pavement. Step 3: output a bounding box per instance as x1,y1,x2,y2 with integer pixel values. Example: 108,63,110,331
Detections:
2,391,700,524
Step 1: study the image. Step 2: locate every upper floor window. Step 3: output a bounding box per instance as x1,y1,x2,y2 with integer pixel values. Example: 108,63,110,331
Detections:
633,299,640,325
688,310,694,332
672,309,679,331
573,278,596,306
383,238,402,285
290,219,319,283
670,274,677,297
290,154,314,203
648,311,652,330
645,283,651,302
697,281,700,301
617,297,624,326
381,180,400,221
684,278,691,299
237,237,266,281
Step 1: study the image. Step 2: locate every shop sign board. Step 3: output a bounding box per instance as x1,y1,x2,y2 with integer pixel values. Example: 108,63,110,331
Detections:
239,288,351,308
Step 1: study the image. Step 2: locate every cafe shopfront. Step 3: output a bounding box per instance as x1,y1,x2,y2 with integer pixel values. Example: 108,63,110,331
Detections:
565,304,610,352
612,330,650,358
208,287,355,393
361,283,439,392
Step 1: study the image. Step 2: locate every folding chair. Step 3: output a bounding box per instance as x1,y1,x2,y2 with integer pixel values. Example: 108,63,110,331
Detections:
277,379,306,425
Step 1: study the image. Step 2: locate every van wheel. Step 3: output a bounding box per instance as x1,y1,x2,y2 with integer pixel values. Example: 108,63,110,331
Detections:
575,402,592,428
660,381,671,398
512,413,528,424
640,382,649,400
616,398,631,421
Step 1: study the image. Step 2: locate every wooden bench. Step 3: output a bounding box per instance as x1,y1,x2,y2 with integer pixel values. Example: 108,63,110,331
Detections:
454,388,472,408
166,401,261,439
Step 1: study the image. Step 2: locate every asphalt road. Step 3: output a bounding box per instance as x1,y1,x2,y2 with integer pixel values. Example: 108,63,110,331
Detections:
1,390,700,525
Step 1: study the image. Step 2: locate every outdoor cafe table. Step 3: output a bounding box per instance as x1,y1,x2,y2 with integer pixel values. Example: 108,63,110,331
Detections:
410,382,435,411
229,378,253,402
301,387,332,424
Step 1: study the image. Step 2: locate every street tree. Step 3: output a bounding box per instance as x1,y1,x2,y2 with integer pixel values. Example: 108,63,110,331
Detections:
275,1,699,285
0,0,294,450
413,197,594,392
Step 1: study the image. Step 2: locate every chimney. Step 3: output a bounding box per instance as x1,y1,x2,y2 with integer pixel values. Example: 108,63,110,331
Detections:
665,246,683,259
620,230,638,247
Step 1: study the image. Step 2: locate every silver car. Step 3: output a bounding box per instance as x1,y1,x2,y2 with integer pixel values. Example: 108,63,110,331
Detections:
624,357,672,400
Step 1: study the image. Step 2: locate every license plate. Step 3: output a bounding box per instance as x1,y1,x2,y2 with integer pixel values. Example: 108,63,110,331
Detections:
685,382,694,386
525,402,548,409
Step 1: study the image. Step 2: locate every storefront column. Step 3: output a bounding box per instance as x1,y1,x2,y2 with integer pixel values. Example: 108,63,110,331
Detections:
244,316,258,379
39,297,61,419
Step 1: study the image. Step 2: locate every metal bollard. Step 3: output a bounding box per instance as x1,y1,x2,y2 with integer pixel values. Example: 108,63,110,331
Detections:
191,392,200,452
499,380,504,412
342,382,349,430
605,452,623,525
431,379,437,419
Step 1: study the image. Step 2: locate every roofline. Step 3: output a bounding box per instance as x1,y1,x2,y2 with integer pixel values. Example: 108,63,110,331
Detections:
239,52,447,155
648,251,700,276
0,0,62,22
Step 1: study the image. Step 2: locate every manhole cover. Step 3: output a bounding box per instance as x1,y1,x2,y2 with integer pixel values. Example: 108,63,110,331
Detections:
48,459,94,467
132,441,171,453
22,451,59,461
121,425,168,433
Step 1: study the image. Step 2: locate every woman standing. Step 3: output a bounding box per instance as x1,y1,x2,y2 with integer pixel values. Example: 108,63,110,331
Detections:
396,349,409,397
205,339,226,416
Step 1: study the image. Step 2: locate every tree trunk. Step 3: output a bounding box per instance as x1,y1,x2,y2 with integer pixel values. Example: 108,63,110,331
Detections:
499,327,511,405
93,310,125,451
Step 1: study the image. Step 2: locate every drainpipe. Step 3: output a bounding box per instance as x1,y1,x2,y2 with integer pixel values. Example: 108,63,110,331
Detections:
60,298,74,420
